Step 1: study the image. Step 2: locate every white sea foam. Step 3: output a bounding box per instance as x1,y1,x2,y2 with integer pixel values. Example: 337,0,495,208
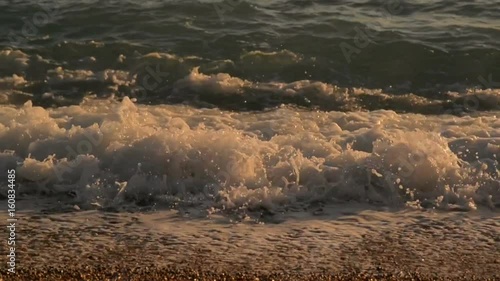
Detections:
0,97,498,211
0,75,27,89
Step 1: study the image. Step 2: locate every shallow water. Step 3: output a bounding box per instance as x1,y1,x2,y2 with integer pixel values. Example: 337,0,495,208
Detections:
0,0,499,214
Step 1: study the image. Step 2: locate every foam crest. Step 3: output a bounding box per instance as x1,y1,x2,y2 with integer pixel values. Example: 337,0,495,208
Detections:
0,48,498,114
0,99,497,212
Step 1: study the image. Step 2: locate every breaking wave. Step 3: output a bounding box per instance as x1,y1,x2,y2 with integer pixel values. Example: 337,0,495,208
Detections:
0,97,498,212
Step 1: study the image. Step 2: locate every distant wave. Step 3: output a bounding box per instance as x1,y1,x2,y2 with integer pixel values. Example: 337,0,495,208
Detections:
1,48,499,113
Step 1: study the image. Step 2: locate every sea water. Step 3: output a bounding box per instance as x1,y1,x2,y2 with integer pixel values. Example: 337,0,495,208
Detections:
0,0,498,213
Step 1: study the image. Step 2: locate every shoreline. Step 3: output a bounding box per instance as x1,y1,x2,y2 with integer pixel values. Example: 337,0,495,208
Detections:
1,202,498,281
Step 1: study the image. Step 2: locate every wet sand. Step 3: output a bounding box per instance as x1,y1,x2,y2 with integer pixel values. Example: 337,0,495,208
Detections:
1,199,499,281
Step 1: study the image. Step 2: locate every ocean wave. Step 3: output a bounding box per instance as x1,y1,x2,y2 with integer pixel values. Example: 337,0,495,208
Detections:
0,98,498,212
1,49,499,113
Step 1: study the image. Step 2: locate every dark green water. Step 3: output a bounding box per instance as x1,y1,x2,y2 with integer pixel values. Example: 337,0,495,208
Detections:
1,0,499,111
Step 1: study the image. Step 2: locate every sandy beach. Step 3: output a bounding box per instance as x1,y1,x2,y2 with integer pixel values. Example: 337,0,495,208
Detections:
1,198,498,281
